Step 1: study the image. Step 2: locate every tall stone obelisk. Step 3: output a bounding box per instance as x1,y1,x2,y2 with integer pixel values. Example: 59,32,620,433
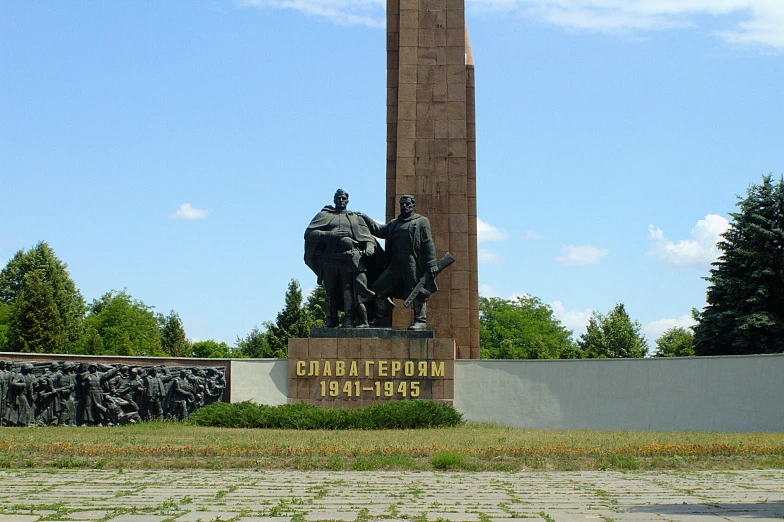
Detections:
386,0,479,359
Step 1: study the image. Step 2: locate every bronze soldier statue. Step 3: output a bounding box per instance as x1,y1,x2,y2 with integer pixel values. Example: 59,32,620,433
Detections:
360,195,439,330
305,189,382,328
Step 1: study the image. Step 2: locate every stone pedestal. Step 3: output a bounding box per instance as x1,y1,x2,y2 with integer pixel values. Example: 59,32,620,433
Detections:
287,331,455,407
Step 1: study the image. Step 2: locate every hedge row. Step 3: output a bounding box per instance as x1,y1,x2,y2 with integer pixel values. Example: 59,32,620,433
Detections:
188,400,464,429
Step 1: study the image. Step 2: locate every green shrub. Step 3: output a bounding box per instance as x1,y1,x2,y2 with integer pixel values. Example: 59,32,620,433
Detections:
188,400,464,430
431,451,464,470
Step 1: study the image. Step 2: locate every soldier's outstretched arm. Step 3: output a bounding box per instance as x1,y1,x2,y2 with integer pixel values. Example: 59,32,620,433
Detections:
355,213,388,238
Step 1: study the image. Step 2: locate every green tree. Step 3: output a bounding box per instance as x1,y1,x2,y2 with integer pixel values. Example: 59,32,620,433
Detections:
161,310,190,357
0,241,85,352
0,301,11,349
7,270,64,353
653,326,695,357
192,340,234,358
79,290,164,356
80,325,104,355
479,295,577,359
578,303,648,358
694,175,784,355
235,326,269,358
264,279,316,358
304,285,327,327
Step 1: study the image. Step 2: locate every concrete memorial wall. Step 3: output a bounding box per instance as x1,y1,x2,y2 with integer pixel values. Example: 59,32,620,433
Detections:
228,353,784,432
453,354,784,432
3,352,783,431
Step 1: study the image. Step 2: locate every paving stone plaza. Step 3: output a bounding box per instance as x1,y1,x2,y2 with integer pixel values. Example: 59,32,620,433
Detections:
1,470,783,522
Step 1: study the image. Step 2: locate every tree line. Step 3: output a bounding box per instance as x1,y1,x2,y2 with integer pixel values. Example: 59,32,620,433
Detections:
0,241,193,357
0,244,320,359
479,174,784,359
2,175,782,359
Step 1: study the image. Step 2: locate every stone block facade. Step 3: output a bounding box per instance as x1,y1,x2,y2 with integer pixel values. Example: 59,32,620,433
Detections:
287,337,455,407
387,0,479,359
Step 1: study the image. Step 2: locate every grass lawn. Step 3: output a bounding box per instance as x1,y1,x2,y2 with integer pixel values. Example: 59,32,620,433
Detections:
1,422,783,471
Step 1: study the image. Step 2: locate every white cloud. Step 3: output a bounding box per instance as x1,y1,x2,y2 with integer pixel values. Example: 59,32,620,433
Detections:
555,244,608,266
648,214,729,266
524,230,542,240
477,218,509,243
478,248,504,264
550,300,593,337
643,313,696,340
172,203,209,221
242,0,784,51
240,0,385,27
479,284,499,297
473,0,784,51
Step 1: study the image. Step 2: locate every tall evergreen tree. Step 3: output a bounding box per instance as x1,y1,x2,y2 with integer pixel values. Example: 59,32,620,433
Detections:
0,241,85,353
0,301,11,350
7,271,64,353
304,285,327,327
161,310,190,357
578,303,648,358
694,175,784,355
265,279,315,358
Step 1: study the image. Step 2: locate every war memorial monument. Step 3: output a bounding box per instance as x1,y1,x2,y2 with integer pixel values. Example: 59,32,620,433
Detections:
289,0,479,407
4,1,783,431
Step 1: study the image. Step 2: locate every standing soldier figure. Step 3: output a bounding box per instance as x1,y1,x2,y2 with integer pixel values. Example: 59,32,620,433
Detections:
79,363,120,425
37,362,60,425
8,363,37,426
143,367,171,418
191,368,207,409
57,362,78,426
0,361,9,426
119,367,145,414
360,195,439,330
170,370,196,419
305,189,381,328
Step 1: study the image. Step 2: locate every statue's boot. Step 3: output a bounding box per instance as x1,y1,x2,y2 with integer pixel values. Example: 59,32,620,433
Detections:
324,316,340,328
370,297,394,327
355,303,370,328
409,299,428,330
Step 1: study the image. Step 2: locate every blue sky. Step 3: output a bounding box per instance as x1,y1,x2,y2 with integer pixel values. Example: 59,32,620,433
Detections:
1,1,782,346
